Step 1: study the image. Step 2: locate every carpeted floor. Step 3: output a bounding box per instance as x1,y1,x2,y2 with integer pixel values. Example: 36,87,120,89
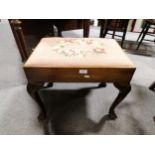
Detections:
0,20,155,134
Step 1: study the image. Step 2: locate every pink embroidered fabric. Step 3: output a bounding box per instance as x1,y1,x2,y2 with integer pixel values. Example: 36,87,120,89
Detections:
24,38,135,68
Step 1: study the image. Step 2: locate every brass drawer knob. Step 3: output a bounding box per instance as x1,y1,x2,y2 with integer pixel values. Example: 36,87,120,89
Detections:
84,75,90,78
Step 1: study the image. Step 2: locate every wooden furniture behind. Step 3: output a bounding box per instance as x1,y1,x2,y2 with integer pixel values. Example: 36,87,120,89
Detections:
100,19,129,47
18,19,90,38
9,19,29,62
9,19,90,62
24,38,136,134
136,19,155,50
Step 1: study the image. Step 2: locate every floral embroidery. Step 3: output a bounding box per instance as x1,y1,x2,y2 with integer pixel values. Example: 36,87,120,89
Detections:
52,39,106,57
93,47,105,53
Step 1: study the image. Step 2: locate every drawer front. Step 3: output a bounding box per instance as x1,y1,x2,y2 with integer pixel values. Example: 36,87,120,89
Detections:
24,68,135,83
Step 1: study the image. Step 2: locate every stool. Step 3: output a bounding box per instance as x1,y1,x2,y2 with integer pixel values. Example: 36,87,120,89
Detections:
137,19,155,50
24,38,136,134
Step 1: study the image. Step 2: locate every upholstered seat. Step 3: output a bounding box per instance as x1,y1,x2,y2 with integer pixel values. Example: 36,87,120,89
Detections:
24,38,135,83
24,38,134,68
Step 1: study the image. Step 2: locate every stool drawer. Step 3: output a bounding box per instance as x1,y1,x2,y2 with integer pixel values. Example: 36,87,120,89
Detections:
24,68,135,83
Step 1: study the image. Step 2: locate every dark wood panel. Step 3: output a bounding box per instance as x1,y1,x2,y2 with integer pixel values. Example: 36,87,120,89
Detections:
19,19,87,35
24,67,135,84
